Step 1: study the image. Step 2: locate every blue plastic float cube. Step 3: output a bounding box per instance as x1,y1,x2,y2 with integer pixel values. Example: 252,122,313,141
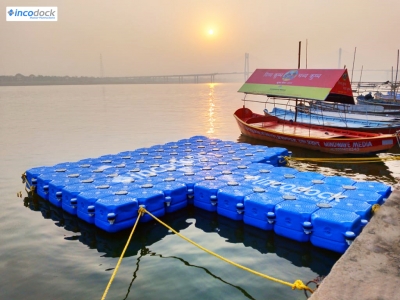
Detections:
193,177,228,212
323,176,356,186
249,177,287,193
352,181,391,198
126,184,165,222
296,183,346,203
36,168,84,200
76,185,116,223
76,183,139,223
290,171,325,181
216,183,254,221
195,169,221,179
175,173,205,204
274,200,320,242
329,199,372,220
341,187,385,205
61,177,121,215
25,166,55,190
154,178,188,213
62,182,96,215
246,163,275,172
243,189,286,230
310,207,364,253
217,173,246,184
48,174,94,207
268,166,299,177
229,165,261,177
276,178,315,198
95,194,139,233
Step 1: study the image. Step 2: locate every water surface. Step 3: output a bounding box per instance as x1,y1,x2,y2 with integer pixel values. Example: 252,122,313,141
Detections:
1,83,398,299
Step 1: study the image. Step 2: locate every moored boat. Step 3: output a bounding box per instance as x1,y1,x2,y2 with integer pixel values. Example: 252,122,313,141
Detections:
235,107,397,154
308,101,400,118
267,107,400,134
356,93,400,110
234,68,399,154
307,106,400,122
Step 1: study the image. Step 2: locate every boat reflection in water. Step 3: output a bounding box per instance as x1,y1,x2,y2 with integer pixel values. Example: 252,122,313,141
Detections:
237,134,399,188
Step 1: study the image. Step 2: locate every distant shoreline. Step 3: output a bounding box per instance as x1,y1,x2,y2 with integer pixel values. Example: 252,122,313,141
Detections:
0,73,244,86
0,81,238,87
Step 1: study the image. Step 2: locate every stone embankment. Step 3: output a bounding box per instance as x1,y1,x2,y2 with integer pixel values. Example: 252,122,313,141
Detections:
309,190,400,300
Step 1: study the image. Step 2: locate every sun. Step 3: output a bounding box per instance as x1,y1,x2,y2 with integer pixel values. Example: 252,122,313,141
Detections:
208,29,214,35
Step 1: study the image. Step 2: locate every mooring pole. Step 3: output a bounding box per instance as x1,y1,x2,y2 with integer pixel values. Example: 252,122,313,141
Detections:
295,41,301,122
394,49,399,102
306,39,308,69
351,47,357,84
358,65,363,94
298,41,301,69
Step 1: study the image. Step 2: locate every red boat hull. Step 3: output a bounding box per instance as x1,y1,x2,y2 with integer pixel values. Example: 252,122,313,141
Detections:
234,107,397,154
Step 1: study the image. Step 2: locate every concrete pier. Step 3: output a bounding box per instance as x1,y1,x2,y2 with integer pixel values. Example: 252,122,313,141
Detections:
309,189,400,300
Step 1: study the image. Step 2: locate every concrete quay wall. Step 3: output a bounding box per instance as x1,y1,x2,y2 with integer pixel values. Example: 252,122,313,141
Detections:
309,189,400,300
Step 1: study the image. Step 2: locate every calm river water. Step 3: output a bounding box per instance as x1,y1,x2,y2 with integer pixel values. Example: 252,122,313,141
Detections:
1,83,399,300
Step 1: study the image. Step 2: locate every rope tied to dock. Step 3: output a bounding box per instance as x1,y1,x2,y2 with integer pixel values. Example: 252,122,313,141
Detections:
372,204,380,214
100,207,145,300
140,207,314,294
100,206,314,299
20,172,35,196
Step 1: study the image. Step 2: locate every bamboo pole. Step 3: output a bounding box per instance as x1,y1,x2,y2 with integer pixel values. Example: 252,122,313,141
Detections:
358,65,363,94
306,39,308,69
298,41,301,69
295,41,301,122
394,49,399,102
351,47,356,84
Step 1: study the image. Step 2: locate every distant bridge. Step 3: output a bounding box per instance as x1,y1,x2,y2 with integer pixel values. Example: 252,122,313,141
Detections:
1,65,395,87
122,72,248,84
0,72,249,86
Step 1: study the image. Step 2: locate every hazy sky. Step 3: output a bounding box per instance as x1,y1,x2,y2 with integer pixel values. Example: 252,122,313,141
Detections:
2,0,400,80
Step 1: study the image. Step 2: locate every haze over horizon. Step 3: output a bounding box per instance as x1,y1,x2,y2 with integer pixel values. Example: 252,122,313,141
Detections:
2,0,400,81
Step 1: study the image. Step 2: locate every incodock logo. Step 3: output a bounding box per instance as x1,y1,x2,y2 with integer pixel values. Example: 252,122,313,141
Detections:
6,7,57,21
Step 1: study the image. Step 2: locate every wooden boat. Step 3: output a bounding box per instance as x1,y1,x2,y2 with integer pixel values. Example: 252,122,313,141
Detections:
234,107,397,154
268,107,400,134
307,107,400,122
307,106,400,122
356,94,400,110
356,82,400,109
234,68,399,154
308,101,400,118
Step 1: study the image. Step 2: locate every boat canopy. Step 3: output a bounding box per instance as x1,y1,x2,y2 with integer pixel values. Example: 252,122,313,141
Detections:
238,69,355,104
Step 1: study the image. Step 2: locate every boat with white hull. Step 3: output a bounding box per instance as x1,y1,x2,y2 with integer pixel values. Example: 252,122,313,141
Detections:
267,107,400,134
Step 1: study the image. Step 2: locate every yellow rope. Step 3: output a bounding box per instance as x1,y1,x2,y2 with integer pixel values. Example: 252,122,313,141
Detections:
141,207,313,293
101,207,145,300
20,172,35,196
372,204,380,213
285,155,400,164
21,173,27,183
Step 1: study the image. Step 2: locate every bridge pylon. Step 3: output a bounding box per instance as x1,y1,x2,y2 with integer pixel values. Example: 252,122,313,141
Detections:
244,53,249,81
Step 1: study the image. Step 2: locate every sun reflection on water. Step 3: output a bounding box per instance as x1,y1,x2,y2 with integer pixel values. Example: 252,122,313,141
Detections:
207,83,215,136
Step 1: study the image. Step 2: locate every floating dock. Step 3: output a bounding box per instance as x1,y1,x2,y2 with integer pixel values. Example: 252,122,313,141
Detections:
23,136,392,254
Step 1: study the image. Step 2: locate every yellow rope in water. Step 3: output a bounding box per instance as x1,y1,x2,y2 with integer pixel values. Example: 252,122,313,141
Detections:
141,207,313,293
101,207,145,300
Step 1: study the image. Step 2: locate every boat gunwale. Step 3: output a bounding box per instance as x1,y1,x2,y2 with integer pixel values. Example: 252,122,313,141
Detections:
268,107,400,134
234,108,395,141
